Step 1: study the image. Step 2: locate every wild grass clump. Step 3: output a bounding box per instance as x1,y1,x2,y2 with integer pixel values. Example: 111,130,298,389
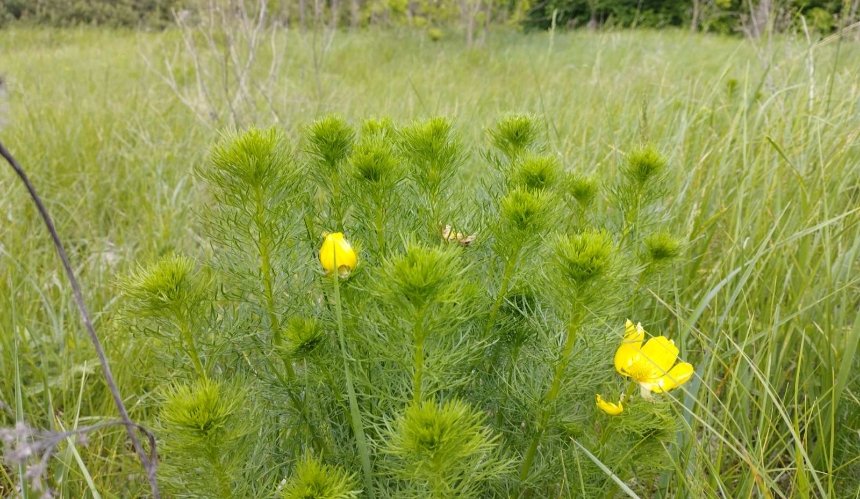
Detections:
106,115,700,497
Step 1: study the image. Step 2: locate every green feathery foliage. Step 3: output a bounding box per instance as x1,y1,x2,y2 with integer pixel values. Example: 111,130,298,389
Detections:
307,115,355,173
281,455,361,499
552,230,614,287
565,173,598,207
119,253,203,319
385,399,508,497
109,115,691,497
643,230,682,263
488,113,542,160
509,154,562,192
159,378,248,498
398,117,465,239
624,145,667,185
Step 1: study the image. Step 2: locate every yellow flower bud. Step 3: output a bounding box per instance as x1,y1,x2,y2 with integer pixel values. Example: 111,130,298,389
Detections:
595,394,623,416
319,232,358,278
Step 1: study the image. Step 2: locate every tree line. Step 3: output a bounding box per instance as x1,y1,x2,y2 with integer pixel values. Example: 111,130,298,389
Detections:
1,0,858,37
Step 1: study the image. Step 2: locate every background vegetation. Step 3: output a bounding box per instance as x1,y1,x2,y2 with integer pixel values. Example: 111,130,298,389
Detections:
1,0,858,36
1,8,859,499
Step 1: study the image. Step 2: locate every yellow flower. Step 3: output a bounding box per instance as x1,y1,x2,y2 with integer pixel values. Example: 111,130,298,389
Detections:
614,319,694,394
319,232,358,278
595,394,623,416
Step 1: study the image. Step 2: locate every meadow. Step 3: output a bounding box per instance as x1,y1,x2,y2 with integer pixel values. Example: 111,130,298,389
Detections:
0,26,859,497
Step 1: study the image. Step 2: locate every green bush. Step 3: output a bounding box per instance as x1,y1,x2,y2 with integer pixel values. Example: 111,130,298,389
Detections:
0,0,181,28
524,0,848,33
525,0,694,30
114,115,697,496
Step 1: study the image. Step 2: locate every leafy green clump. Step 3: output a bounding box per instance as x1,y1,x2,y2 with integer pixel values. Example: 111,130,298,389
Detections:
306,115,355,170
498,187,552,235
209,127,293,189
489,113,541,159
643,231,682,262
510,154,562,192
349,134,400,186
380,244,464,309
624,146,666,185
114,115,690,498
283,316,325,359
159,378,248,498
386,399,507,497
566,173,598,207
281,456,360,499
161,378,239,439
553,230,614,285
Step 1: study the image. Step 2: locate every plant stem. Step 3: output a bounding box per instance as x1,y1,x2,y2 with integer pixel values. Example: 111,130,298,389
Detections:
253,187,297,383
178,317,206,379
332,174,346,231
484,247,521,336
495,345,521,427
374,196,386,257
519,316,582,481
488,249,524,426
428,192,440,242
251,188,325,453
206,442,233,499
265,354,329,454
412,311,427,405
519,427,542,482
620,191,642,248
332,268,375,498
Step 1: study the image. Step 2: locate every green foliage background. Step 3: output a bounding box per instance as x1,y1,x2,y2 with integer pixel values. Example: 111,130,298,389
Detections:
0,24,859,498
0,0,855,33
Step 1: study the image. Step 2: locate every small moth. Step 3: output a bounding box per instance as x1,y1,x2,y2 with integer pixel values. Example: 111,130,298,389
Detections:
440,224,477,246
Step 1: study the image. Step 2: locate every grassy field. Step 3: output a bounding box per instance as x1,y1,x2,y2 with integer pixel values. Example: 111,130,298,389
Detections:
1,26,859,497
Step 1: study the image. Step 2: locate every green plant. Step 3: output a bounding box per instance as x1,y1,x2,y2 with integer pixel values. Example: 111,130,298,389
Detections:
106,115,693,497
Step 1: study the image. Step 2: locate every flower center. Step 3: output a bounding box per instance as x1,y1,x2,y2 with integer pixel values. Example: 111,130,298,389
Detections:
623,357,658,383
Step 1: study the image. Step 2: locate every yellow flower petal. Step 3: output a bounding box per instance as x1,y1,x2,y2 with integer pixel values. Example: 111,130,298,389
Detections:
638,335,679,377
595,394,623,416
650,362,695,393
319,232,357,277
614,320,644,375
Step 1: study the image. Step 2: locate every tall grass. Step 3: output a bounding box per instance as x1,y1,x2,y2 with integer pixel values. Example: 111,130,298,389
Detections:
1,27,858,496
